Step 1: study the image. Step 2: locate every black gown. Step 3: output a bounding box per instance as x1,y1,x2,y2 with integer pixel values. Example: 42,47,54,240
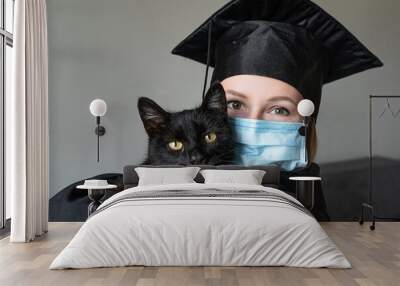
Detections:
50,164,329,222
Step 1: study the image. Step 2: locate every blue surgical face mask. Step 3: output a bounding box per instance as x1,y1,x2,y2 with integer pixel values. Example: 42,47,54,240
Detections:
229,117,307,171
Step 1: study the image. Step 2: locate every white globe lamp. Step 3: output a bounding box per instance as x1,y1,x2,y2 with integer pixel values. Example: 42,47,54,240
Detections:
90,99,107,117
297,99,315,117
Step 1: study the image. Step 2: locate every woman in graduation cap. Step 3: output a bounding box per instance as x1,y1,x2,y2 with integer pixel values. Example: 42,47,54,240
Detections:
172,0,382,220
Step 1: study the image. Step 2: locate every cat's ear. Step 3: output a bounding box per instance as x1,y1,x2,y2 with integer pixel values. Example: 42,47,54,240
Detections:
137,97,169,135
202,82,227,113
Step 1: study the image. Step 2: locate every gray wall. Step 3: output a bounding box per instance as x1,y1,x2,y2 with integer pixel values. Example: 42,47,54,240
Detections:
48,0,400,198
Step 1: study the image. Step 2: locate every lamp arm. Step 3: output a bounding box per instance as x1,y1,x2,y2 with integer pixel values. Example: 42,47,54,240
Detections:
97,116,100,162
304,117,308,162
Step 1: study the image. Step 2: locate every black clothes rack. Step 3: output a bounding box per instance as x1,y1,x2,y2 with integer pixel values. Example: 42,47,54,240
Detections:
359,95,400,230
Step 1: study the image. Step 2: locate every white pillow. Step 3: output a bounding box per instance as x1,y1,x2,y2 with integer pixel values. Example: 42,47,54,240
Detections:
200,169,266,185
135,167,201,186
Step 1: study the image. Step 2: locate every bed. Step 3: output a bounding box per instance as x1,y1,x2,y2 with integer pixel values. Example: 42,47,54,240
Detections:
50,165,350,269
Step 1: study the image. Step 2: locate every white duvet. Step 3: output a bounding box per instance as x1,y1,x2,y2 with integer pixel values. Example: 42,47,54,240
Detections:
50,183,350,269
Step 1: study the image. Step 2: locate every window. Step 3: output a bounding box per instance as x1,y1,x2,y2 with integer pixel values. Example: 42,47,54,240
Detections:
0,0,14,230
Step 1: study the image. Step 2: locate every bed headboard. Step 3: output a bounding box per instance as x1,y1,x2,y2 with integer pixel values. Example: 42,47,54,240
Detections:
123,165,280,189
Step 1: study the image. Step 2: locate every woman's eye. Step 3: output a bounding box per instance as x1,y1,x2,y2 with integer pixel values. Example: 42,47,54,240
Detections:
204,132,217,144
270,107,290,116
167,140,184,151
227,101,243,110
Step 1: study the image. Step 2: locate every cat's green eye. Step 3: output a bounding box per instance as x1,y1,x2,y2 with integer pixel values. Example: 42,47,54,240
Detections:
204,132,217,144
168,140,184,151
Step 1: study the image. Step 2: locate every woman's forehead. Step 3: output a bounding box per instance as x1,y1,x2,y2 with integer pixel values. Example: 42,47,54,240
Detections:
221,75,303,101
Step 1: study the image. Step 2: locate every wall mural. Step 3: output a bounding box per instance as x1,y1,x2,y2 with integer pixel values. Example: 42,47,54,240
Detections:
49,0,385,222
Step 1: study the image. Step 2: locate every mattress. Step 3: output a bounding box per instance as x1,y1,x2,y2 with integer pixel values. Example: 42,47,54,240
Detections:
50,183,350,269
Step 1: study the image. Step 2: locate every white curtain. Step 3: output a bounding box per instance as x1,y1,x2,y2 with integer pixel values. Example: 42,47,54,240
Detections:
9,0,49,242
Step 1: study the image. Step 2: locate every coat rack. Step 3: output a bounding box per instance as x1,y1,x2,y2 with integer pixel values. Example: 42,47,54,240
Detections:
359,95,400,230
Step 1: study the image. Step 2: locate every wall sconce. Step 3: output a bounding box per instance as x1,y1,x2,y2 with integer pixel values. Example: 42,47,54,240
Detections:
297,99,315,161
89,99,107,162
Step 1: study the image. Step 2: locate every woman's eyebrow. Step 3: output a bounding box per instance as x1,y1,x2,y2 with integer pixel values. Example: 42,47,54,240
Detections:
224,89,247,99
268,96,298,105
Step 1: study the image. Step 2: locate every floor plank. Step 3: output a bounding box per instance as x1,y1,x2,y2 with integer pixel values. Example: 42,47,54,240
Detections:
0,222,399,286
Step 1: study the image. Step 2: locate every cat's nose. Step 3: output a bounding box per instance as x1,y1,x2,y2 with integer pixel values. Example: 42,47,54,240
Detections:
190,152,203,164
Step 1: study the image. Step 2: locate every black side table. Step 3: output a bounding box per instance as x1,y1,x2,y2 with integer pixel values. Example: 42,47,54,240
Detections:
76,184,117,216
289,176,321,210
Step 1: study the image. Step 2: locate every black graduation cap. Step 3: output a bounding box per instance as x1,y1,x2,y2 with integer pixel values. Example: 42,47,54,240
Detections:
171,0,383,118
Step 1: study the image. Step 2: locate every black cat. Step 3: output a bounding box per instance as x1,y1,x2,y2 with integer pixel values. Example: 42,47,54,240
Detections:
138,82,234,165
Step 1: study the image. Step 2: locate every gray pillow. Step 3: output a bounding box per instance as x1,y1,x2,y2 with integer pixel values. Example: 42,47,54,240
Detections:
135,167,201,186
200,169,266,185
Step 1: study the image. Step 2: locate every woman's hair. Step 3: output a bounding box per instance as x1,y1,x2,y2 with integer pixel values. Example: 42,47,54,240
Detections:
307,119,318,164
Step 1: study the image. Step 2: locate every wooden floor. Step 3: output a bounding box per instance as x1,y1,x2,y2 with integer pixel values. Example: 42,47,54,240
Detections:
0,222,399,286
